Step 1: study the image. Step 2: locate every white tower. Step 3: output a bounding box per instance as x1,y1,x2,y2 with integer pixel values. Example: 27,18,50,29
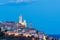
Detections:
43,35,46,40
19,15,27,27
19,15,22,23
23,20,26,27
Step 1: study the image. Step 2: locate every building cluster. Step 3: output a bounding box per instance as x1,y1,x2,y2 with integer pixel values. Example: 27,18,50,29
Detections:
0,15,58,40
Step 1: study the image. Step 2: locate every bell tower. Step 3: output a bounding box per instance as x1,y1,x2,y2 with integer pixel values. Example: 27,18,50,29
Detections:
19,15,27,27
19,15,22,23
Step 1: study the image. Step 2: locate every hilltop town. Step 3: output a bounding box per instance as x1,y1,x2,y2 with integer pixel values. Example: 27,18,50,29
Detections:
0,15,59,40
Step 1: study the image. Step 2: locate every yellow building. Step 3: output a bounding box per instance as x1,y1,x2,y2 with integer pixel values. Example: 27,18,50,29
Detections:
19,15,26,27
43,35,46,40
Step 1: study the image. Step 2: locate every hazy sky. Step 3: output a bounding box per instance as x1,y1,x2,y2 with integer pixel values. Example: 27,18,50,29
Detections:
0,0,60,34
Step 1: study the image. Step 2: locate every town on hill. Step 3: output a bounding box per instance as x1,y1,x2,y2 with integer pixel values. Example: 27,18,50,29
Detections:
0,15,59,40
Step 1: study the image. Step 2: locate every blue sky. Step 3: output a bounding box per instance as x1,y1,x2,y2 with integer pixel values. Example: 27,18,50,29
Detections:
0,0,60,34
